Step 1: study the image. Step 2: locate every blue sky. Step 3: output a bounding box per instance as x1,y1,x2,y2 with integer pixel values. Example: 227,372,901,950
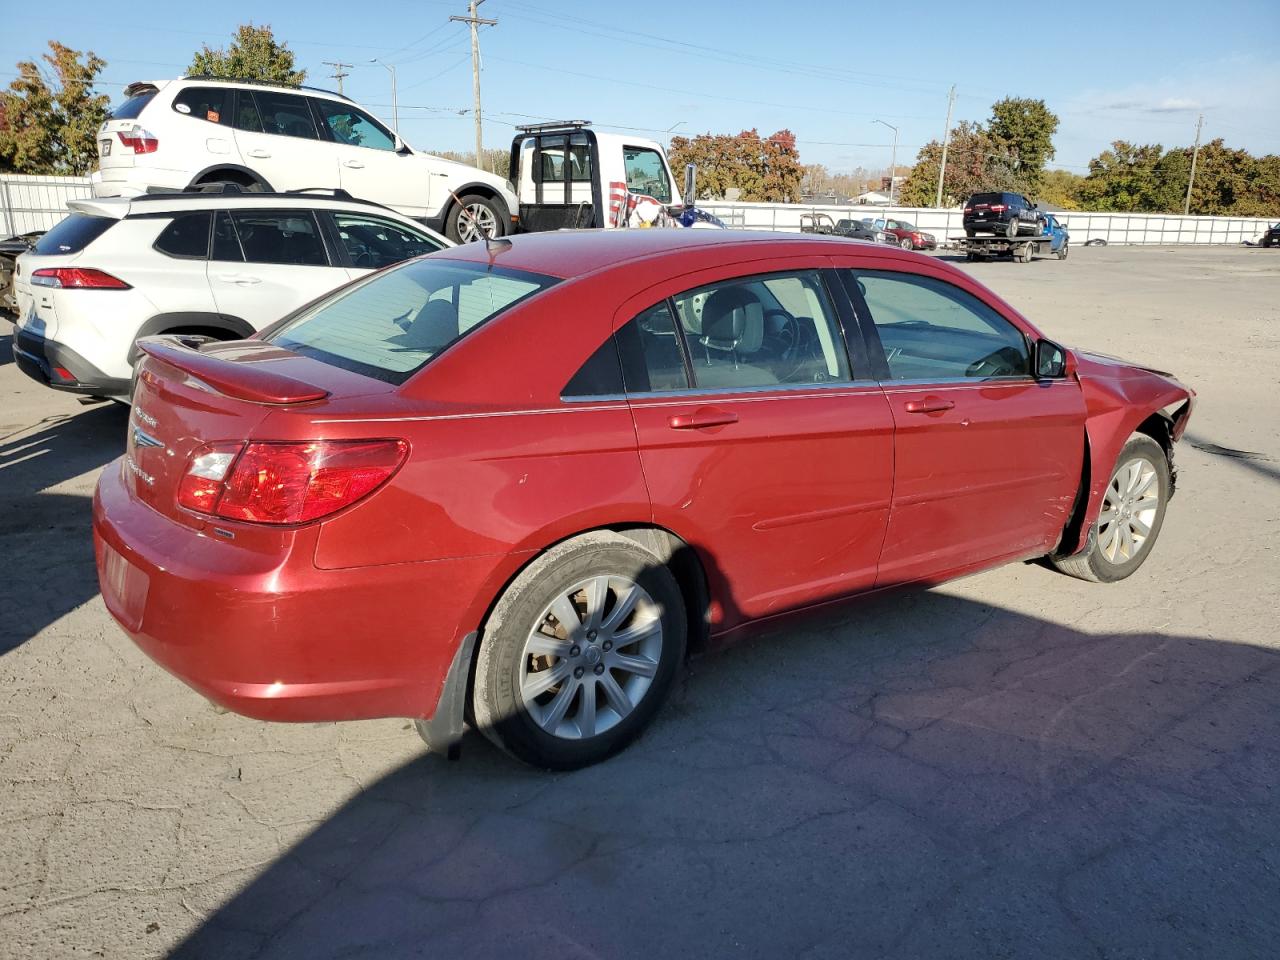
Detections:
4,0,1278,174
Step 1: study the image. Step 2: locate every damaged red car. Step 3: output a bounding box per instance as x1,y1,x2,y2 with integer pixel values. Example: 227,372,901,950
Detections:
94,230,1195,769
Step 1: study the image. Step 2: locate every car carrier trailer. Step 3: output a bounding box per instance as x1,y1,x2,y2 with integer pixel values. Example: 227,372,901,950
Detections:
953,213,1069,263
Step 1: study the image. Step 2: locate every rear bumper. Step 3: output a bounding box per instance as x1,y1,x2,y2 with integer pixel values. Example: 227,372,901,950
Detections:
12,326,131,396
92,459,501,723
93,167,191,198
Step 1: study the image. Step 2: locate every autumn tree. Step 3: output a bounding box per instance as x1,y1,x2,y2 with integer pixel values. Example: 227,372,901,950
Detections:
189,24,305,85
0,42,110,175
669,129,802,202
1038,168,1087,210
987,97,1059,189
897,121,1018,206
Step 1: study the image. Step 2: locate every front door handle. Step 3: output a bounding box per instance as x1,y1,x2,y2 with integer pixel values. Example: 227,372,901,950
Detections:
343,160,365,169
218,274,261,285
668,408,739,430
903,397,955,414
246,149,270,159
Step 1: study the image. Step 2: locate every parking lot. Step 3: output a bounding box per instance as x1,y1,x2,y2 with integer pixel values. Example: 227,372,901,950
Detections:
1,244,1277,959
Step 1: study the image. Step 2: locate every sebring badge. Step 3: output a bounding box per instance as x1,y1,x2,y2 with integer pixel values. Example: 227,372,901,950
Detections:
124,456,155,487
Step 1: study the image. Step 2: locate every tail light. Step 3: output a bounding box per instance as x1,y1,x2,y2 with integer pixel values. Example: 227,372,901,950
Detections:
118,125,159,154
990,204,1007,212
31,268,131,289
963,207,972,213
177,439,409,525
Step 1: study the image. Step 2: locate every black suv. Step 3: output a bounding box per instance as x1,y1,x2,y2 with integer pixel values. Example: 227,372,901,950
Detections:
1261,223,1280,248
963,192,1045,238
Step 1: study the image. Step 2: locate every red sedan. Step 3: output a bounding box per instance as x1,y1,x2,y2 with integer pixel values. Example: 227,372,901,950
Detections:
94,231,1194,769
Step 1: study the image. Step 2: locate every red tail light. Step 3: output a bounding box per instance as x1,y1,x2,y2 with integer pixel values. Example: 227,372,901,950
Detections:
178,439,409,525
118,125,159,154
989,204,1007,212
963,207,972,213
31,267,131,289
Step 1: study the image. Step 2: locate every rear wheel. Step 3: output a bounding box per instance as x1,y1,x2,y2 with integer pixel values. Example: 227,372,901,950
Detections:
472,532,687,769
1051,435,1170,583
899,236,914,251
964,227,976,238
1005,218,1019,239
446,194,506,244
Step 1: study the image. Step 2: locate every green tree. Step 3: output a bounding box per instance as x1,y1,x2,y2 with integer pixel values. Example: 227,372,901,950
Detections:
1038,168,1086,210
1077,141,1167,212
0,42,110,175
987,97,1059,190
189,24,305,85
669,129,802,202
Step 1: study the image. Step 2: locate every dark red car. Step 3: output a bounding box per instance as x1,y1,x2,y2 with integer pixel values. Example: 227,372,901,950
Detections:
94,231,1194,769
873,217,939,251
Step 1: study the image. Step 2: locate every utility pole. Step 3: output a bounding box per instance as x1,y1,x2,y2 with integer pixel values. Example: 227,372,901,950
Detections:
935,84,956,208
323,61,352,95
371,58,399,133
450,0,497,171
1183,114,1204,216
873,119,900,206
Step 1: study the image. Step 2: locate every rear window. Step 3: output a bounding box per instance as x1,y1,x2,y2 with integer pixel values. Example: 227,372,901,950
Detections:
109,90,156,120
969,193,1004,205
172,86,230,125
267,259,558,385
33,214,115,255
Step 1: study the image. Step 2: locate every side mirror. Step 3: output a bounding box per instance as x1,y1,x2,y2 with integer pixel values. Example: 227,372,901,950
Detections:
1035,339,1071,379
683,163,696,210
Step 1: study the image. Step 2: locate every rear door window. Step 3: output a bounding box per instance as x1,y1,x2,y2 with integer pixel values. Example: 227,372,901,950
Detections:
228,211,328,266
251,91,318,139
267,260,557,384
211,211,245,261
153,212,212,259
33,214,115,254
172,86,230,125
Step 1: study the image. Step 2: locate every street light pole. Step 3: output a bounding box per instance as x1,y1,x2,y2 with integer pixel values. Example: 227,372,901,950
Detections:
371,59,399,134
873,119,900,206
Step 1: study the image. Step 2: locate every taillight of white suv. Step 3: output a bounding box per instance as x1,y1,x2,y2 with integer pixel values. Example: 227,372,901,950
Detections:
30,268,132,289
117,126,159,154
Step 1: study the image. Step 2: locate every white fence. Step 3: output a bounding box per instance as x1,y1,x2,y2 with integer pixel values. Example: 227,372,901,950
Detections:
1,174,1273,246
0,174,93,236
699,201,1275,247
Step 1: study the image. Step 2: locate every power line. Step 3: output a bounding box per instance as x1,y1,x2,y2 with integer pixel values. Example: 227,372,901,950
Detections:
448,0,496,168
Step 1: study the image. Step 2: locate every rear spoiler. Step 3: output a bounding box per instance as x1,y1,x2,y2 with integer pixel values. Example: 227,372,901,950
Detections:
137,337,330,405
123,81,163,97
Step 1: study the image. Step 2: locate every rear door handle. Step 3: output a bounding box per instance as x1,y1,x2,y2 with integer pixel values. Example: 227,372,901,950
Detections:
246,149,270,159
343,160,365,169
218,274,261,285
668,409,739,430
903,397,955,414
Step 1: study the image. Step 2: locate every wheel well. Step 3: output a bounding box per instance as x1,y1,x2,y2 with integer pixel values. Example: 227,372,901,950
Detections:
193,168,263,190
1134,412,1173,463
609,525,711,651
444,184,505,219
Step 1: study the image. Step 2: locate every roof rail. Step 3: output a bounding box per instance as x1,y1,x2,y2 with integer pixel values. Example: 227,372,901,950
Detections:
181,74,352,102
126,187,393,211
513,120,592,135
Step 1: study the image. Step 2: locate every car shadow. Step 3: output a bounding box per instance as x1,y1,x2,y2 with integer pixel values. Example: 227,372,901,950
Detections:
1186,431,1280,485
0,402,128,654
169,588,1280,959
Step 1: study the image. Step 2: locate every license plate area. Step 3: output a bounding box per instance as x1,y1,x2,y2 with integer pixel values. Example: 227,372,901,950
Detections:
100,541,149,631
100,138,112,156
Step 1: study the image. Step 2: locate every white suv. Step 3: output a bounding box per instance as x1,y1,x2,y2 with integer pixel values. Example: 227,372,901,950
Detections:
11,191,449,400
94,77,518,244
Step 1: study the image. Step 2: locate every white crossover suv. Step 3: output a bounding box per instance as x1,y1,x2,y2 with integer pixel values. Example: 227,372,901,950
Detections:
11,190,449,400
93,77,518,243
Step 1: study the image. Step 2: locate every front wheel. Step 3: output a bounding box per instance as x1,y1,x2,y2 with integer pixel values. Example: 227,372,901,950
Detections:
1051,435,1170,583
1057,241,1069,260
472,532,687,769
446,194,506,243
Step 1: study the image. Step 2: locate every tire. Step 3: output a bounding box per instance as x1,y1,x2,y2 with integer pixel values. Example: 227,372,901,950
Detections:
966,252,978,262
964,227,975,238
1018,244,1034,263
1057,241,1069,260
446,194,506,244
1005,218,1019,239
472,531,687,769
1051,435,1170,583
899,236,914,251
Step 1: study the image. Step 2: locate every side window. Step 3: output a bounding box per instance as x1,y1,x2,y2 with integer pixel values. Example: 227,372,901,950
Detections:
562,338,624,398
232,92,264,133
623,147,671,203
228,211,328,266
153,212,212,259
615,301,689,393
538,135,566,182
852,270,1030,380
171,87,230,125
568,134,591,181
670,271,850,390
312,100,395,150
333,214,443,269
251,92,318,139
211,211,245,262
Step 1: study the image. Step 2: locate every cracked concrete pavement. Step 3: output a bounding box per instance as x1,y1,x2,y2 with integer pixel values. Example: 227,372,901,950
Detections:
1,245,1278,959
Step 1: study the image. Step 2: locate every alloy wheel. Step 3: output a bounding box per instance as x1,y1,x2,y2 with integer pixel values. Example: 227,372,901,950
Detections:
458,203,498,242
1097,457,1160,564
519,575,664,740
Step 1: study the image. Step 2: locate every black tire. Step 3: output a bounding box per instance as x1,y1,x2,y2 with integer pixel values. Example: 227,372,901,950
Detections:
472,531,687,769
964,227,975,238
1051,435,1170,583
966,252,978,262
445,193,506,244
1005,217,1019,239
1057,241,1069,260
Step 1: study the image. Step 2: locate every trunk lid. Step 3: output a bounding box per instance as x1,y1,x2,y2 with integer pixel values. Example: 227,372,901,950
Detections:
126,337,396,524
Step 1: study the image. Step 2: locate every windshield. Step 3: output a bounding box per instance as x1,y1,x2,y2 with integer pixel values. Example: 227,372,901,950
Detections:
267,259,558,385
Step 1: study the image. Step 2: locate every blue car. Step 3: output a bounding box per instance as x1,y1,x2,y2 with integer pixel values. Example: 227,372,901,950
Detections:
1042,214,1070,258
